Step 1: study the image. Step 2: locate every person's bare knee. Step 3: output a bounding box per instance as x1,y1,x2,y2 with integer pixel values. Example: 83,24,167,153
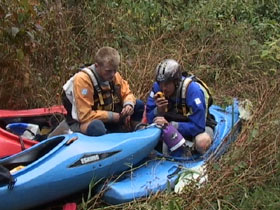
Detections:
195,132,212,154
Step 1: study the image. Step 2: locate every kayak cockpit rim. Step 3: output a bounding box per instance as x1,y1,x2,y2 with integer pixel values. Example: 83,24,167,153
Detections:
0,136,65,171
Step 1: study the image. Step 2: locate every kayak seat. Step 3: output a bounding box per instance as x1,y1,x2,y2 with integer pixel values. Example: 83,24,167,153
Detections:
0,136,65,170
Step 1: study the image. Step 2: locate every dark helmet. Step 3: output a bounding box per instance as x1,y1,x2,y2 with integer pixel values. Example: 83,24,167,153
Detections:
155,59,182,83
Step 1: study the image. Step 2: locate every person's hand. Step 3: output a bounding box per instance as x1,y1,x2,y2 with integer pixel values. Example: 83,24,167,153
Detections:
155,97,168,115
119,105,133,131
153,116,168,127
121,105,134,117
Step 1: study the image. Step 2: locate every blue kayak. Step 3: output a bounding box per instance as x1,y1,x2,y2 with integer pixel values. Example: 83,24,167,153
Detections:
0,127,161,210
102,100,242,204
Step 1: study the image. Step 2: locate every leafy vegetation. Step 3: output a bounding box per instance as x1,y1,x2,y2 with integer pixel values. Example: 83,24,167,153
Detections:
1,0,279,209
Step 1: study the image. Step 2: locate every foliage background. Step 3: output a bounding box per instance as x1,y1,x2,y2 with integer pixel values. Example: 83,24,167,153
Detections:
1,0,280,209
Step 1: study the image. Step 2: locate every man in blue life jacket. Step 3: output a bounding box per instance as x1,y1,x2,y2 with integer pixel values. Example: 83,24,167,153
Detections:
146,59,216,155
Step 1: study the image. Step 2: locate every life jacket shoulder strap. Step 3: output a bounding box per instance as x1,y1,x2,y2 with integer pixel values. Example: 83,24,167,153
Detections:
81,67,105,105
180,75,213,116
181,77,193,116
193,77,212,101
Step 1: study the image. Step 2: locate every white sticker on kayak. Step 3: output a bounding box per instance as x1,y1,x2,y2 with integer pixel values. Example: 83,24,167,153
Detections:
81,155,99,164
194,98,201,105
81,88,88,95
149,91,154,98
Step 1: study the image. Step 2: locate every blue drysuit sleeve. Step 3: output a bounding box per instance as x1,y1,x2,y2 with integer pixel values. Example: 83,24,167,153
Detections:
177,82,206,137
146,82,161,124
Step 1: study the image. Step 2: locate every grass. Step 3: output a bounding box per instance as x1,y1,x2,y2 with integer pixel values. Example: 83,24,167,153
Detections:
1,0,280,209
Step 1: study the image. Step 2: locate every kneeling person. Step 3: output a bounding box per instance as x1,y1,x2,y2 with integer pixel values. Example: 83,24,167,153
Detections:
146,59,216,154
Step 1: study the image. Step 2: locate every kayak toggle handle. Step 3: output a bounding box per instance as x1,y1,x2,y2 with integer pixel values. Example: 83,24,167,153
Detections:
65,136,78,145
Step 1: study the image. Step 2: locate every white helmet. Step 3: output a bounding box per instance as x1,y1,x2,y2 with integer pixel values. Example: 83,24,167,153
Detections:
155,59,182,82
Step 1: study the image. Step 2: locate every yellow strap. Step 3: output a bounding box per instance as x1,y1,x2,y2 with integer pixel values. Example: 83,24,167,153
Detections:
98,92,105,105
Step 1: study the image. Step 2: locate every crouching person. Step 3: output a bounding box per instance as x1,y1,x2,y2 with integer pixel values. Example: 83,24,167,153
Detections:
146,59,216,155
62,47,144,136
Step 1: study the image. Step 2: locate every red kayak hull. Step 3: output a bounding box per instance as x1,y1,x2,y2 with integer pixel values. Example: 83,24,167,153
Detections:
0,106,66,158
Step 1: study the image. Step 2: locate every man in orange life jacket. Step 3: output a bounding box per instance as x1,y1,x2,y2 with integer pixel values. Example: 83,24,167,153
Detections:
146,59,216,154
62,47,144,136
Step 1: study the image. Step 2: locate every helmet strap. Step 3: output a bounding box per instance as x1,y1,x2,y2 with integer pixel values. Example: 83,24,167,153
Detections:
175,80,180,89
